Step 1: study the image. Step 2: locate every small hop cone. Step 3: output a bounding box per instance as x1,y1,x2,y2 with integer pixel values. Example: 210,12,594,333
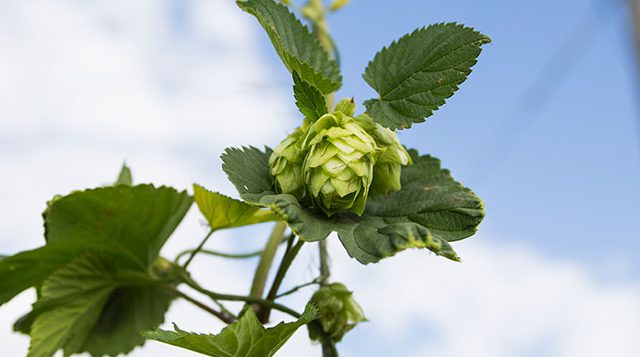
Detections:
269,127,306,200
301,112,377,216
308,283,366,343
355,114,412,195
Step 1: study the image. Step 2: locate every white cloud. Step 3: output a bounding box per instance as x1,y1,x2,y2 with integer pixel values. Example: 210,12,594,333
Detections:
1,1,640,357
324,238,640,357
0,0,296,251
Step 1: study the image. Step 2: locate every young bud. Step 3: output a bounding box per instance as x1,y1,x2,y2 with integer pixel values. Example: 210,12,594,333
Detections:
334,97,356,117
308,283,366,343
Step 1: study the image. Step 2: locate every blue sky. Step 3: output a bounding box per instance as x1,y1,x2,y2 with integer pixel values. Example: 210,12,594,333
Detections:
1,1,640,356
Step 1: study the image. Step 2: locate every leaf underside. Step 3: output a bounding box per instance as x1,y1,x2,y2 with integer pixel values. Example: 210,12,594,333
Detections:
237,0,342,94
363,23,491,130
222,146,484,264
144,304,317,357
1,185,191,357
193,184,277,230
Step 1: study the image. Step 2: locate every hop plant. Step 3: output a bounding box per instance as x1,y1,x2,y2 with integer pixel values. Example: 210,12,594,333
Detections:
308,283,366,343
0,1,490,357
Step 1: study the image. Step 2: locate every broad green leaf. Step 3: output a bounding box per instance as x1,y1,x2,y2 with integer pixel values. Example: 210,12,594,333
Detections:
222,147,484,263
237,0,341,94
0,244,85,306
27,253,116,357
221,146,275,197
193,184,276,230
144,304,317,357
0,184,190,355
114,163,133,186
363,23,490,129
24,252,175,357
44,184,192,268
292,71,327,121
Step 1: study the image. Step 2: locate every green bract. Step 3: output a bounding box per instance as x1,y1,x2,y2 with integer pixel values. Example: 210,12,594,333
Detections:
308,283,366,343
301,111,377,216
269,126,307,200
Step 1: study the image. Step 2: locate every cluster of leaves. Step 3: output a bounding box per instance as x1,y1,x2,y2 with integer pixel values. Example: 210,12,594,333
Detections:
0,0,490,356
225,0,489,262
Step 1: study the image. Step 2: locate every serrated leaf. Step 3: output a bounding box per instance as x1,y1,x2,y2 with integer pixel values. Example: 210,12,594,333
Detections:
363,23,490,129
0,185,191,355
237,0,341,94
144,304,317,357
193,184,277,230
114,163,133,186
221,146,275,197
292,71,327,121
25,252,175,357
222,147,484,263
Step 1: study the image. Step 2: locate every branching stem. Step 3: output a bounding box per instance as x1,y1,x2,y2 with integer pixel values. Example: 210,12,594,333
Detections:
275,278,321,299
171,288,235,324
258,236,305,322
181,228,215,269
180,270,302,319
249,221,288,301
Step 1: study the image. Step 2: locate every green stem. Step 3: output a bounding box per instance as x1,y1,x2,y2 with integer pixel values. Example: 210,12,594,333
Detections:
321,338,339,357
175,236,289,264
249,221,288,301
181,271,302,319
258,237,305,322
275,278,321,299
176,248,263,262
181,228,215,269
171,288,235,324
318,240,330,285
266,239,305,301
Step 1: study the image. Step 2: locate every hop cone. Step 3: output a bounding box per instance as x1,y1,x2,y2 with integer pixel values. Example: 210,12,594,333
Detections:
301,111,377,216
308,283,366,343
355,113,411,195
268,127,306,200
